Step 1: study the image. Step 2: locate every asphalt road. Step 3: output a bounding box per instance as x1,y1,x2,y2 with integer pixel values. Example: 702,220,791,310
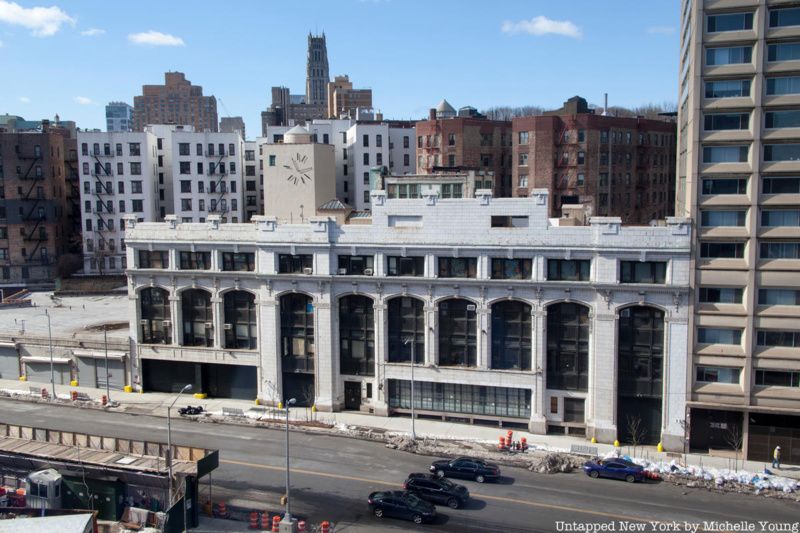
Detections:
1,399,798,533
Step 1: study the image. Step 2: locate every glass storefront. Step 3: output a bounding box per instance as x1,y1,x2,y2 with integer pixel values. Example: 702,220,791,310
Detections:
388,379,531,419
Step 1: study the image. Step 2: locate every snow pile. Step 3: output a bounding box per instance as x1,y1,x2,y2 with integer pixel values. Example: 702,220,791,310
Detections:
602,452,799,495
530,453,584,474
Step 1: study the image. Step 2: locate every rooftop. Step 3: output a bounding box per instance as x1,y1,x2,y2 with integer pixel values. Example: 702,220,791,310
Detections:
0,292,129,343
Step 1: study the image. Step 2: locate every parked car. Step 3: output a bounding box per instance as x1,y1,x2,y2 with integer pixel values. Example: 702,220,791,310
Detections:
429,457,501,483
404,473,470,509
583,458,644,483
368,490,437,524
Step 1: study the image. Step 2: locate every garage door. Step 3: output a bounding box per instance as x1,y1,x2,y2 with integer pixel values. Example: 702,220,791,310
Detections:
0,346,19,380
25,362,70,385
76,357,126,390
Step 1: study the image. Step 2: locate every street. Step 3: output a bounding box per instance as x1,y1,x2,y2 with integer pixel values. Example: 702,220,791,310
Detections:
1,398,797,532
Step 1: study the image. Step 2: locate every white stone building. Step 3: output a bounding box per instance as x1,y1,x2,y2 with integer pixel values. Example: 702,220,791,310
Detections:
124,190,692,449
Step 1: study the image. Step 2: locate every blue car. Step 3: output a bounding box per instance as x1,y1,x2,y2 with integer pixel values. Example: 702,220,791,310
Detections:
583,458,644,483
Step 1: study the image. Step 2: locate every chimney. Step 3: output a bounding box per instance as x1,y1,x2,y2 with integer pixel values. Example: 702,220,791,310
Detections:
604,93,608,116
429,108,436,120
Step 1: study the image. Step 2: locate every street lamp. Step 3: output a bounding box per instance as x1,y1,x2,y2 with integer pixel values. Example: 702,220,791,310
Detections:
402,336,416,441
282,397,297,530
103,325,111,403
44,309,55,400
167,383,192,505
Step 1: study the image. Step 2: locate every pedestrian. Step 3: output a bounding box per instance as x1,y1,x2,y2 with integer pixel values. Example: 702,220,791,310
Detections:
772,446,781,469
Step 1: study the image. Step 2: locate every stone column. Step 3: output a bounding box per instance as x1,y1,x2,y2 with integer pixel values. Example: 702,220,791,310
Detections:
169,293,181,345
477,304,491,369
372,300,389,415
258,297,281,406
662,314,689,452
314,295,338,411
588,310,617,444
424,303,437,366
529,307,547,434
211,295,224,348
128,287,141,389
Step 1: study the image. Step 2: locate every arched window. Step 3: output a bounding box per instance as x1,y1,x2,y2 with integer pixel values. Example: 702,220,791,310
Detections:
618,306,664,444
224,291,257,349
140,287,170,344
546,303,590,390
181,289,213,347
387,297,424,363
280,294,314,372
339,295,375,376
438,299,477,367
491,300,531,370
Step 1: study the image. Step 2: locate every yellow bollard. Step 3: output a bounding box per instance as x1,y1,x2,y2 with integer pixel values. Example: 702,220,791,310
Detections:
278,401,283,409
613,439,620,448
70,380,78,387
124,385,133,393
19,376,27,381
657,442,664,453
138,388,144,394
193,392,207,399
591,436,597,444
254,398,261,406
311,404,317,412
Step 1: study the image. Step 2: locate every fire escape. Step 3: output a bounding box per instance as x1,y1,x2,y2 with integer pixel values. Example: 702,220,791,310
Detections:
64,151,81,253
207,148,229,219
91,150,116,261
18,147,48,264
553,118,579,212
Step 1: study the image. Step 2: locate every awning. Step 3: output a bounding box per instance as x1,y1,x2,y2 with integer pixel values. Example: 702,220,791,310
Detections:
0,341,18,349
21,356,71,365
73,348,127,360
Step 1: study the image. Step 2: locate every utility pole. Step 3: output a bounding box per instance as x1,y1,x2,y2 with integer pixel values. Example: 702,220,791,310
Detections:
167,384,192,506
403,336,416,440
103,325,111,402
45,309,55,400
281,398,298,533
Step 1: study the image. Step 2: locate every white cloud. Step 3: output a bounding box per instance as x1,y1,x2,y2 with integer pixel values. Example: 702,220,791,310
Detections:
501,15,582,39
0,0,75,37
128,30,185,47
647,26,675,35
19,96,30,103
80,28,105,36
74,96,94,105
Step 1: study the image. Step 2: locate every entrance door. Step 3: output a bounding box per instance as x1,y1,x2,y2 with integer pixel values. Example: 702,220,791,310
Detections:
344,381,362,410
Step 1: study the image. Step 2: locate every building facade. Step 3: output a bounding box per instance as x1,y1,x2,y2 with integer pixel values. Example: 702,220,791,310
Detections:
327,75,373,119
132,72,218,133
219,117,246,139
124,190,692,449
306,33,330,106
416,103,513,196
0,128,74,290
106,102,133,133
677,0,800,463
513,96,677,224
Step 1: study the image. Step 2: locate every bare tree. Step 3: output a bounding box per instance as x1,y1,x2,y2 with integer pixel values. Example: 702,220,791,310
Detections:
481,105,545,120
301,383,315,422
724,424,744,471
625,414,647,458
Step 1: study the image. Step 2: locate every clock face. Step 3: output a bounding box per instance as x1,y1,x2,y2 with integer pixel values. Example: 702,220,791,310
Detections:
283,152,313,185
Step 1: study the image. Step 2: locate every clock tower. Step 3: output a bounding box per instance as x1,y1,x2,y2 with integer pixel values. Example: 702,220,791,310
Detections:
261,125,337,222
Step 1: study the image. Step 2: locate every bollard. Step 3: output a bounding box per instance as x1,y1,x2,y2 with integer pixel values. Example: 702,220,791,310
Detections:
40,388,47,399
249,511,259,530
272,514,281,532
101,395,108,406
657,442,664,453
321,521,330,533
591,436,597,444
71,390,78,401
613,439,620,448
298,520,306,532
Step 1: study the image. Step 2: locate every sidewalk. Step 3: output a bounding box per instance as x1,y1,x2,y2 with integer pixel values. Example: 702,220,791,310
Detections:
1,377,797,480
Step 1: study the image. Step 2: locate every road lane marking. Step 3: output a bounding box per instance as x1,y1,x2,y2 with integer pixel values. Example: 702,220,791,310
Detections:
220,458,673,524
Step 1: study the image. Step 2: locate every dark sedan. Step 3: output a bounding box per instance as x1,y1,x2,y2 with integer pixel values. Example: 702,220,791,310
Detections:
429,457,501,483
583,458,645,483
368,490,437,524
404,473,470,509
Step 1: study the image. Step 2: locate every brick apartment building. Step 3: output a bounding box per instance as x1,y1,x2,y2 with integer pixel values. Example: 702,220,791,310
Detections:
415,100,513,196
133,72,218,132
0,124,76,291
512,96,676,224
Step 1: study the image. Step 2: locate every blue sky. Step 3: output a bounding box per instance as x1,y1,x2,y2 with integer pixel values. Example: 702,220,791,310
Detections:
0,0,679,136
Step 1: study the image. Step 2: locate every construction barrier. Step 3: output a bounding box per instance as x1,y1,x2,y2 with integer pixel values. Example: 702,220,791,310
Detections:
214,502,230,519
70,391,78,401
298,520,306,532
260,512,270,530
40,388,47,399
498,436,506,450
521,437,527,450
321,520,330,533
249,511,259,529
101,395,108,406
272,514,281,532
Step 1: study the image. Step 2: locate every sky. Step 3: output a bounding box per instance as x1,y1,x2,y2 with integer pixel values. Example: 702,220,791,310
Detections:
0,0,679,136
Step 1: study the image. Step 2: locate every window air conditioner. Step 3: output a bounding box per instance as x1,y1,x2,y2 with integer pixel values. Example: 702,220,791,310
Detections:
303,267,313,275
337,268,348,275
363,268,374,276
162,320,171,326
139,319,148,325
467,304,477,312
223,323,233,330
204,322,214,329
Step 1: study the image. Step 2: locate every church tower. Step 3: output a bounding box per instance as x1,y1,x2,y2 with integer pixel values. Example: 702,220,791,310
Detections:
305,33,330,106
